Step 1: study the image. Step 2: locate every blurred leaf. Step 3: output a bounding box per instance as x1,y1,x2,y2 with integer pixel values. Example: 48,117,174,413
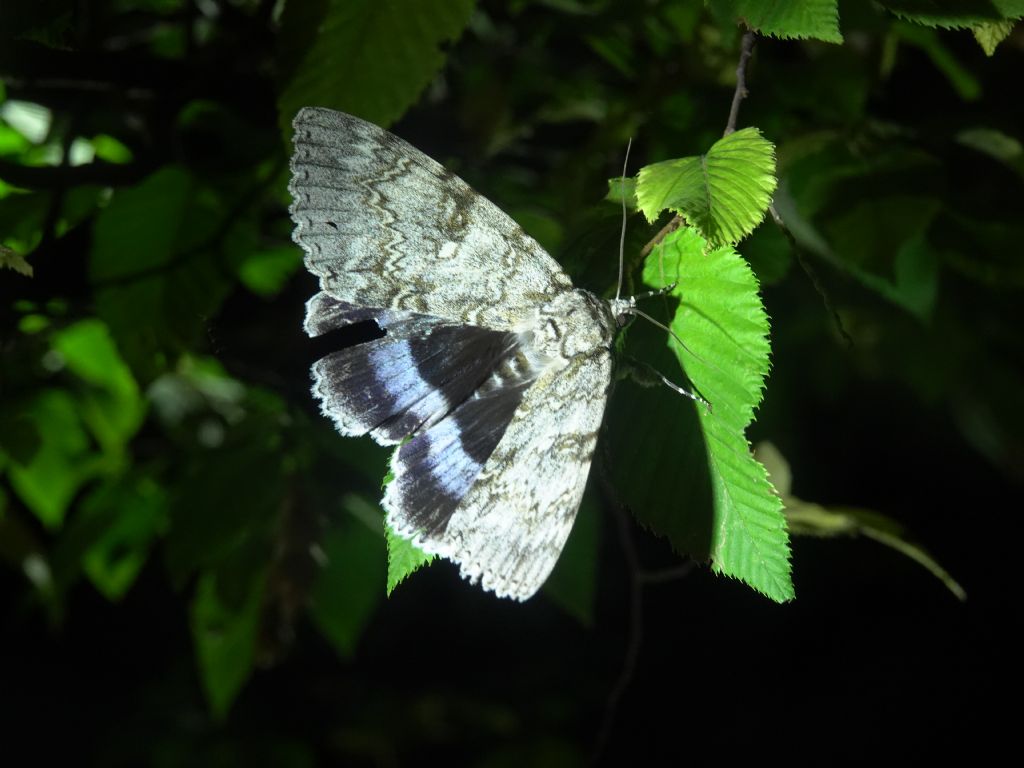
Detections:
711,0,842,43
165,410,287,585
543,496,599,625
1,243,33,275
7,390,102,529
0,410,41,465
191,568,267,719
90,134,133,164
277,0,476,138
604,176,637,209
781,136,944,318
585,29,636,77
740,219,792,285
52,319,146,455
893,23,981,100
757,442,966,601
236,246,303,297
90,167,230,381
878,0,1024,28
81,478,167,600
641,227,793,602
309,495,386,658
0,123,32,156
0,189,49,254
636,127,777,247
50,474,167,600
956,127,1024,177
0,500,47,580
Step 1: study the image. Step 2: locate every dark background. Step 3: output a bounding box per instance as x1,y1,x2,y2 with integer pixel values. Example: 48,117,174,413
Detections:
1,1,1020,764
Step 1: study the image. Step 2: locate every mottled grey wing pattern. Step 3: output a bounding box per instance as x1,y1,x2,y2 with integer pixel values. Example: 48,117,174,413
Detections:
385,348,612,600
290,107,572,330
290,107,619,601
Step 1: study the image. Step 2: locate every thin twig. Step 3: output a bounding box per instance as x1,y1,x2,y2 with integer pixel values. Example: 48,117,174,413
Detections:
592,450,645,763
724,30,756,137
639,216,682,259
768,204,853,347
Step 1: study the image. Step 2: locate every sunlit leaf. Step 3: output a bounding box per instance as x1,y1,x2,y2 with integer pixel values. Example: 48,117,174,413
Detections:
386,519,434,596
639,227,793,602
636,127,777,247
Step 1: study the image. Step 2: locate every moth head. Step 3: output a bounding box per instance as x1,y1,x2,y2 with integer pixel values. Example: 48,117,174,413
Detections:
609,297,635,328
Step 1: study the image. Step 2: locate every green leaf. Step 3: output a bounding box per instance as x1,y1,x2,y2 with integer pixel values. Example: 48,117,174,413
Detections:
877,0,1024,28
165,411,286,585
52,319,146,455
90,166,230,381
640,227,793,602
277,0,476,138
757,442,966,601
636,127,777,247
972,18,1017,53
89,133,133,164
778,136,944,319
957,127,1024,177
7,390,102,529
710,0,842,43
542,496,599,625
893,23,981,100
386,521,434,596
236,246,303,297
605,176,638,209
50,474,167,601
0,243,33,276
309,495,386,657
191,568,267,719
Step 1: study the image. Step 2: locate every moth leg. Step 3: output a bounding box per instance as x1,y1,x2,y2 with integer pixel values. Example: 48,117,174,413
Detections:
619,355,712,413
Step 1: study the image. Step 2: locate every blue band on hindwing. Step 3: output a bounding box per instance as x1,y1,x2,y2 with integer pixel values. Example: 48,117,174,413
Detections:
309,296,534,533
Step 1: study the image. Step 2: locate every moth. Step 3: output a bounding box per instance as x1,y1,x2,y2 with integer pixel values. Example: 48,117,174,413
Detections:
289,107,638,600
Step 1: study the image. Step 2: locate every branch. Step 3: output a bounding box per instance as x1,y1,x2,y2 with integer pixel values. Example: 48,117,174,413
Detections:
768,204,853,347
724,30,756,136
0,158,156,189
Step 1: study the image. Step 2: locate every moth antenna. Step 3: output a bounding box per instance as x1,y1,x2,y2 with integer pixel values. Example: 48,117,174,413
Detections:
614,137,633,302
631,282,676,303
627,306,712,412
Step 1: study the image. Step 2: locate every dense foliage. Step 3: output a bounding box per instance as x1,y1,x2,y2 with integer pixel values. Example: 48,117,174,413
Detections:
2,0,1020,763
